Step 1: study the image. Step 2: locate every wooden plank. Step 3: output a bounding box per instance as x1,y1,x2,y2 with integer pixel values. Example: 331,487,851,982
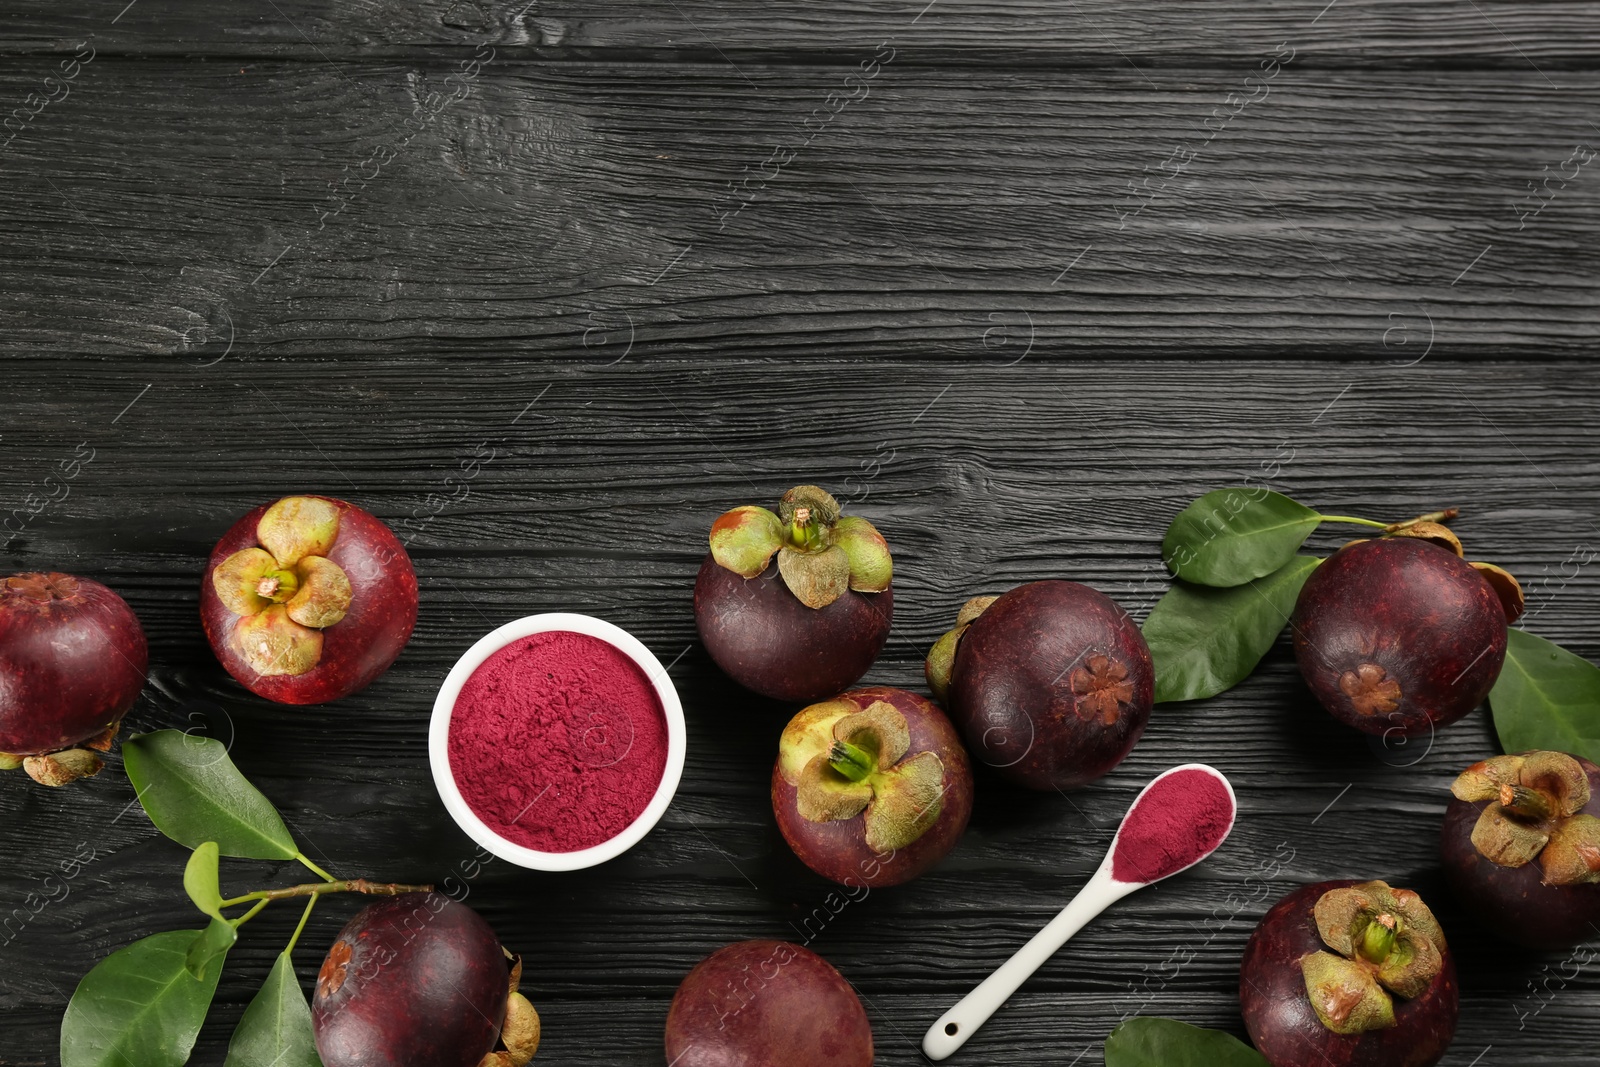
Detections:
4,0,1600,65
0,61,1596,360
0,357,1597,1062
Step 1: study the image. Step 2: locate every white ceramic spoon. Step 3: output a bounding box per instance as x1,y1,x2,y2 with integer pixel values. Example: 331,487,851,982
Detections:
922,763,1238,1061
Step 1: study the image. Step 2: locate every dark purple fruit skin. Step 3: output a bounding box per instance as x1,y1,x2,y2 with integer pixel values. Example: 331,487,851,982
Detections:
694,553,892,703
0,574,147,754
1442,754,1600,950
665,940,873,1067
312,892,508,1067
772,686,974,888
1291,538,1506,738
1241,880,1459,1067
948,580,1152,790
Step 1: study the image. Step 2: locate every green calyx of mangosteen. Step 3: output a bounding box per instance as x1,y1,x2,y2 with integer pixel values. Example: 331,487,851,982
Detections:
779,698,944,853
925,596,998,704
213,496,353,677
707,486,891,610
1301,880,1446,1035
1453,751,1600,886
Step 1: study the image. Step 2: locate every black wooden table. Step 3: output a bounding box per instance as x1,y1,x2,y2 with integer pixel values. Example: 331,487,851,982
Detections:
2,3,1598,1064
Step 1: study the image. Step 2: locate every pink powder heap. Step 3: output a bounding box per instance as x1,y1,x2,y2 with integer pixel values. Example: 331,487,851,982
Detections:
1111,767,1234,884
448,630,668,853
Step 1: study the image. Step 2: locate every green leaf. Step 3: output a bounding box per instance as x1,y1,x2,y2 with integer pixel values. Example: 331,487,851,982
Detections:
124,730,297,860
181,844,240,978
1162,489,1322,587
187,916,238,980
1105,1018,1269,1067
1144,556,1321,703
61,929,225,1067
184,842,226,921
224,950,323,1067
1490,627,1600,762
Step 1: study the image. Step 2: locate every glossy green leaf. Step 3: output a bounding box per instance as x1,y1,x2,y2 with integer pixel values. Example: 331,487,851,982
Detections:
184,842,226,921
187,916,238,980
1163,489,1322,587
180,843,237,977
1490,627,1600,763
61,929,224,1067
124,730,297,860
224,950,322,1067
1105,1018,1269,1067
1144,556,1321,703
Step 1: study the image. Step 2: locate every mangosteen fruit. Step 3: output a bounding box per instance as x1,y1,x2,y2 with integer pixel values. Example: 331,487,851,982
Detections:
665,940,873,1067
1441,750,1600,949
312,892,540,1067
1241,879,1458,1067
934,580,1153,790
202,495,418,704
772,686,973,888
1291,535,1512,738
0,572,148,786
694,486,892,703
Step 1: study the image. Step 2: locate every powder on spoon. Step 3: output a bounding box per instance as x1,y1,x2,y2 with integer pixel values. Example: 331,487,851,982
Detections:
448,630,668,853
1111,767,1235,883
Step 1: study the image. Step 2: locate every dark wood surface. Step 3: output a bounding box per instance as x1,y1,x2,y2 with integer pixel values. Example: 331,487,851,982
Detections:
2,3,1599,1066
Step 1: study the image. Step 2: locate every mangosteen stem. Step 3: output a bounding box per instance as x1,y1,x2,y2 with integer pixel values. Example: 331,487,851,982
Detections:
1382,508,1461,533
1358,914,1400,964
789,509,824,550
829,739,877,783
255,569,300,603
220,878,434,908
1499,783,1555,821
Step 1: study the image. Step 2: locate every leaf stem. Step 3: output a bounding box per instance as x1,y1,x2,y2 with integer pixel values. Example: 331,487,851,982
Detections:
296,852,338,883
285,894,319,958
1319,507,1462,533
221,878,432,908
1316,515,1388,528
232,898,270,927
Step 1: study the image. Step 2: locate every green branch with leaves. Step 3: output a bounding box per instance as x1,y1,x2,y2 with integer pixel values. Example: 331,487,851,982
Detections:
60,730,430,1067
1143,488,1600,766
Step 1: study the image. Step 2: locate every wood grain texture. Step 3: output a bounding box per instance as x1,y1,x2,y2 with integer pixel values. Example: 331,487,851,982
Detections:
3,0,1599,1060
4,0,1600,66
0,359,1597,1064
1,61,1597,360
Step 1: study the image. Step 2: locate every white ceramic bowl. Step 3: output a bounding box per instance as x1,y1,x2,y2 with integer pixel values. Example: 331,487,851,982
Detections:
429,612,686,871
